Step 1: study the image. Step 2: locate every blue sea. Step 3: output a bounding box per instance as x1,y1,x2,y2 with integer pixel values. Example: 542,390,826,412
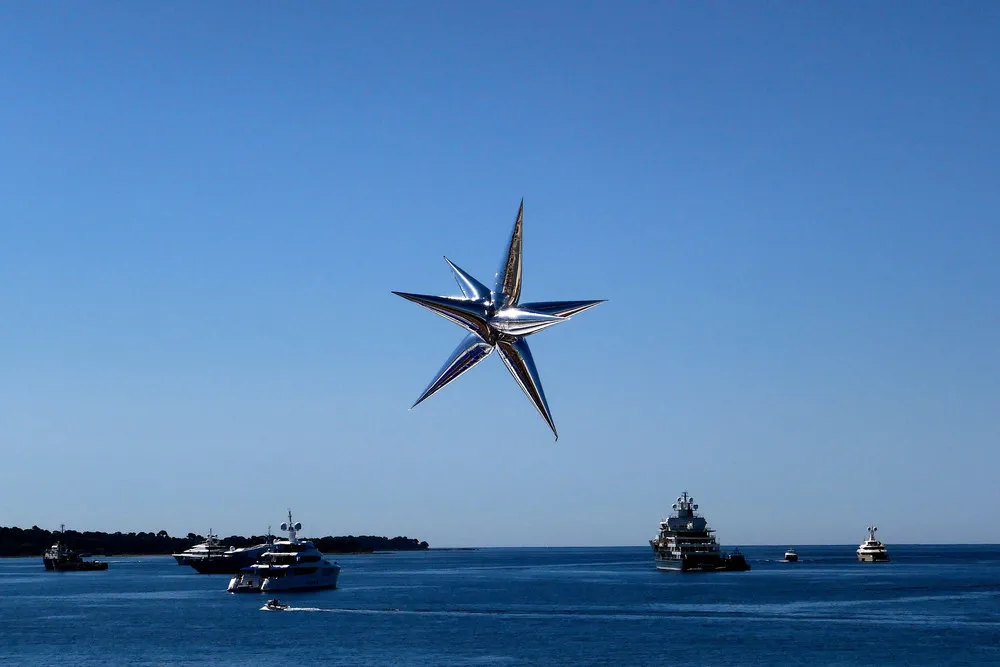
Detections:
2,545,999,666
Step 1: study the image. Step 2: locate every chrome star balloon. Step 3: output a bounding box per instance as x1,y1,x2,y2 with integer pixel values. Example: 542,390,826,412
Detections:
393,200,604,440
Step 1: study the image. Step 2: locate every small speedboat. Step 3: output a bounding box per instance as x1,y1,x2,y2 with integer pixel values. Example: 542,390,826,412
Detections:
264,599,289,611
784,548,798,562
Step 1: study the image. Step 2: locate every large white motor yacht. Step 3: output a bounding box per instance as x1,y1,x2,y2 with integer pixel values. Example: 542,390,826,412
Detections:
172,530,229,565
857,525,890,562
228,512,340,593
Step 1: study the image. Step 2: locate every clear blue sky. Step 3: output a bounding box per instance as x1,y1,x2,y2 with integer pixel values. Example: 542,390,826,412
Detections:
2,2,997,546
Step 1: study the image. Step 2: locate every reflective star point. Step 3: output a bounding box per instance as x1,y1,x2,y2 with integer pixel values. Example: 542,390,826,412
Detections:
394,201,605,440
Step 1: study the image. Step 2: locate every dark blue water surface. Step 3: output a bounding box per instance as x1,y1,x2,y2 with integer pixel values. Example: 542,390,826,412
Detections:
2,545,999,665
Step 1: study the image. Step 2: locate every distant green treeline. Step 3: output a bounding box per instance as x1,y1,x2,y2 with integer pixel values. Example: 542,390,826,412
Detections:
0,526,429,557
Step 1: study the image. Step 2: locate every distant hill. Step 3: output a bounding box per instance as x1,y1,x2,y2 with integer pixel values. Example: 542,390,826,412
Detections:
0,526,429,557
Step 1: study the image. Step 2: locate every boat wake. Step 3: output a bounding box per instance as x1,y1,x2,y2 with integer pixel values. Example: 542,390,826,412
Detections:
255,600,1000,627
259,606,405,614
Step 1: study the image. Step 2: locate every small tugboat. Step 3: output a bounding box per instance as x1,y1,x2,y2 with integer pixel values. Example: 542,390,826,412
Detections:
228,511,341,593
650,492,750,572
784,548,799,562
857,526,890,562
263,599,289,611
43,525,108,572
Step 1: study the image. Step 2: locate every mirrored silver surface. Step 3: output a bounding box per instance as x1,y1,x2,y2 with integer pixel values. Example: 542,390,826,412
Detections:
393,200,605,440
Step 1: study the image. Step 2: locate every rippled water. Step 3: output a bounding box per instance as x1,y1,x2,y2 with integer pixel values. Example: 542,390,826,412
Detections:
2,545,999,665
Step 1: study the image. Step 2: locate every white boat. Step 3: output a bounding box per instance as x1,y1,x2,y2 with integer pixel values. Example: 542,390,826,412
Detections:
172,530,229,565
228,511,341,593
263,599,289,611
783,548,798,562
857,526,890,562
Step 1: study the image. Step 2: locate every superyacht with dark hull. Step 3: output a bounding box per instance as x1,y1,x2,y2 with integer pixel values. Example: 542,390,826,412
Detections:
188,542,272,574
650,492,749,572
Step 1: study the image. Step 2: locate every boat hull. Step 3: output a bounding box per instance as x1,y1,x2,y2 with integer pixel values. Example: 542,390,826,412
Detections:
228,567,340,593
188,546,269,575
190,558,250,575
262,574,339,592
653,552,750,572
44,550,108,572
50,559,108,571
173,551,231,566
857,552,890,562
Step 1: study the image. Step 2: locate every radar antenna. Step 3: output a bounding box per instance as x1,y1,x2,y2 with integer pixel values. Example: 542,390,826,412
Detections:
280,510,302,542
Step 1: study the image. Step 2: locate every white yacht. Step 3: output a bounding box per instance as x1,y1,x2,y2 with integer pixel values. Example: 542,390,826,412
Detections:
172,530,229,565
228,512,341,593
857,526,890,562
783,548,798,562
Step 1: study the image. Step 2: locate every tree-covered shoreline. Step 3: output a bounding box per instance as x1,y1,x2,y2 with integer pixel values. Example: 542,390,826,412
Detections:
0,526,429,557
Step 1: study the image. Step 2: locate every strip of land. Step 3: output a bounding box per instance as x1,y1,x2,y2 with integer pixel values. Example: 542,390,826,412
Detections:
0,526,429,557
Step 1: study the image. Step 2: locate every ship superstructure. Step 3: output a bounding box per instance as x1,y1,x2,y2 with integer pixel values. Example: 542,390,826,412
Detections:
171,530,229,566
